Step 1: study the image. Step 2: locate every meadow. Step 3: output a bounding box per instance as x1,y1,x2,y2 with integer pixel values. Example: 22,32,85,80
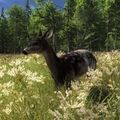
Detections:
0,51,120,120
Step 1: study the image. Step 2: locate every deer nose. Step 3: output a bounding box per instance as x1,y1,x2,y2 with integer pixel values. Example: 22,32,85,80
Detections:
22,50,28,55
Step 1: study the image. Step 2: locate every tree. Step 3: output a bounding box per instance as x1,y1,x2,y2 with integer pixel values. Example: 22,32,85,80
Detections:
25,0,31,18
7,5,28,53
64,0,77,51
0,8,10,53
74,0,107,51
0,0,119,53
105,0,120,50
29,1,63,51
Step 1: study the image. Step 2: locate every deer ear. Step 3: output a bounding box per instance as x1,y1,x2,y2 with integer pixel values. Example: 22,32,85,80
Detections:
44,28,53,40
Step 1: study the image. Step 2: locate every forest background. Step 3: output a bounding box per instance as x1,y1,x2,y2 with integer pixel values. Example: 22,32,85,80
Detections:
0,0,120,53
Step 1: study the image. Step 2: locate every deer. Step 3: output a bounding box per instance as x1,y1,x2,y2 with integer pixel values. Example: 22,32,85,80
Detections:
23,28,97,88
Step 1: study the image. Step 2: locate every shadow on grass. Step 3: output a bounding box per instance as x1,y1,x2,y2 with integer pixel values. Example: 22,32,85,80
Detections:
86,85,113,107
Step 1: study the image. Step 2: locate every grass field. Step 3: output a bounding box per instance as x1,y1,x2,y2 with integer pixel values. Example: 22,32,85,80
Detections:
0,51,120,120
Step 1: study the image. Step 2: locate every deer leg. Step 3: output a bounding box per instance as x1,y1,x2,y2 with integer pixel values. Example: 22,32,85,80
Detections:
65,70,75,89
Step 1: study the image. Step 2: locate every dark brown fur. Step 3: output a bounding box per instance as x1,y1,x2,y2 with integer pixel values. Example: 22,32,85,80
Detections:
23,29,97,88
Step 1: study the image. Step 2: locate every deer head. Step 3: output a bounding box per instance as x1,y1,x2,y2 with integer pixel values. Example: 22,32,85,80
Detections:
23,28,53,55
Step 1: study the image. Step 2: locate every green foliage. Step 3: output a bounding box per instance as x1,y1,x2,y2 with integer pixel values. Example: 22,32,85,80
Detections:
7,5,28,53
0,16,10,53
105,0,120,50
29,1,64,51
0,0,120,53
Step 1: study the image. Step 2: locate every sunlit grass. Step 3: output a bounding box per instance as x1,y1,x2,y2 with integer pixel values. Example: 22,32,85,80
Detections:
0,51,120,120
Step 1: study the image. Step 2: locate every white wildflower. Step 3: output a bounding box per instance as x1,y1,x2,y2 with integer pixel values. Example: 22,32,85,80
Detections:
2,107,12,115
9,59,22,66
32,95,40,99
7,67,18,77
23,56,31,63
0,70,5,78
2,102,13,115
34,54,40,58
1,81,14,96
0,65,6,78
24,70,45,84
7,65,25,77
0,100,3,104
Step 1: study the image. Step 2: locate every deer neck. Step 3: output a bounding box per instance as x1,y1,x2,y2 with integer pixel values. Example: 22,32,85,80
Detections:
42,43,61,81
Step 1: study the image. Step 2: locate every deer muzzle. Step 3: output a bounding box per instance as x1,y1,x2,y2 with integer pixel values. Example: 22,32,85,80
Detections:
22,48,28,55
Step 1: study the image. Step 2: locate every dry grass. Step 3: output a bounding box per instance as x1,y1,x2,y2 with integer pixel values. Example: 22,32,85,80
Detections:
0,51,120,120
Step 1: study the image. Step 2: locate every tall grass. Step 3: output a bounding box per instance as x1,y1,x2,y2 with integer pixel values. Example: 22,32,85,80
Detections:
0,51,120,120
